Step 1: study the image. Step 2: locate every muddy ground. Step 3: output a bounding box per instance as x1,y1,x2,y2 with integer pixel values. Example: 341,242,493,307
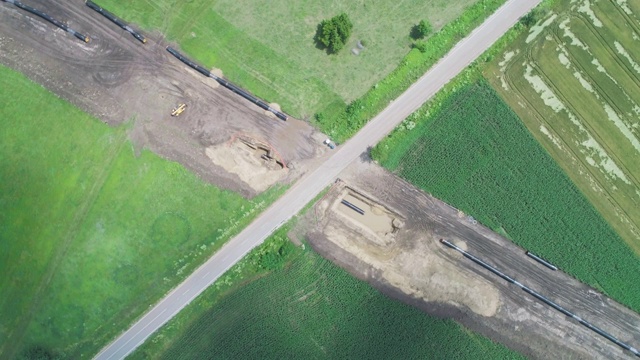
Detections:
303,158,640,360
0,0,330,198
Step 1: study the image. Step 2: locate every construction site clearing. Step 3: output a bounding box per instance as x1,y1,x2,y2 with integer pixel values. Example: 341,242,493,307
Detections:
4,1,640,359
302,158,640,360
0,0,330,198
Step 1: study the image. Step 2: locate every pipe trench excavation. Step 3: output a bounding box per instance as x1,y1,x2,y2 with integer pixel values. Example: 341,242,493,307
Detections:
2,0,89,42
439,239,640,358
85,1,146,43
166,47,288,121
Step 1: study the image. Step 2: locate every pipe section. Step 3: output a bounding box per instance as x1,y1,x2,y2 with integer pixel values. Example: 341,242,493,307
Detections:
85,1,146,43
340,199,365,215
3,0,89,42
440,239,640,357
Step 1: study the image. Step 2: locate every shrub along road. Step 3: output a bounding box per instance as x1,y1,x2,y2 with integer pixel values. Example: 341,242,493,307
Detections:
95,0,541,358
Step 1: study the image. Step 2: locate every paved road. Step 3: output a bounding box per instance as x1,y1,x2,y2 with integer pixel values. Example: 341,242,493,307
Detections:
94,0,541,358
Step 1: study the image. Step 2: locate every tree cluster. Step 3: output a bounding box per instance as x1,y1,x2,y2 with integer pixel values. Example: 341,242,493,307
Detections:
316,13,353,53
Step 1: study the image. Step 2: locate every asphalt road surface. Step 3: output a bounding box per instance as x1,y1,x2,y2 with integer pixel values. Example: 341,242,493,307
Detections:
94,0,542,358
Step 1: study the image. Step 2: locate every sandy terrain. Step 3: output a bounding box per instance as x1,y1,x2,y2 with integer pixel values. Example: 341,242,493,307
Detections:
0,0,330,198
304,158,640,359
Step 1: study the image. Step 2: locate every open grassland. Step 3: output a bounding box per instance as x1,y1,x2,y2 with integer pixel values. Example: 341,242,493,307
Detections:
375,80,640,313
0,65,283,359
486,0,640,254
96,0,483,119
129,231,523,360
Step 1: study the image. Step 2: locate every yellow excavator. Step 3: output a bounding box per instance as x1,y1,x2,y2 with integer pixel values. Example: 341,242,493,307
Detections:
171,103,187,117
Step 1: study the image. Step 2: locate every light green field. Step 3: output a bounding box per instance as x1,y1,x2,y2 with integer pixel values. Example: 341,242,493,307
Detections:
485,0,640,254
96,0,477,118
0,65,282,359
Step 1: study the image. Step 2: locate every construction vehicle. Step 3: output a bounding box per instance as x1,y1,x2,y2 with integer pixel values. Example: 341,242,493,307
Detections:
171,103,187,117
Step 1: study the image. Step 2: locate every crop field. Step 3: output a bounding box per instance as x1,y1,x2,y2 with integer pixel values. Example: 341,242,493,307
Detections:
130,244,522,360
486,0,640,254
96,0,478,118
378,80,640,314
0,65,282,359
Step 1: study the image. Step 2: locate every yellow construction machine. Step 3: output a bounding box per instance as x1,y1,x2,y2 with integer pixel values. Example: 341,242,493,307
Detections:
171,103,187,117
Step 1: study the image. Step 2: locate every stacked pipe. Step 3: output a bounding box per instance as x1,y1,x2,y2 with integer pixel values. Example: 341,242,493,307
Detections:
166,47,288,121
2,0,89,42
439,239,640,357
85,1,146,44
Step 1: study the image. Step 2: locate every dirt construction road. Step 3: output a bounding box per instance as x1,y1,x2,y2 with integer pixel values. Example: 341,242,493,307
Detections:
90,0,544,359
308,160,640,359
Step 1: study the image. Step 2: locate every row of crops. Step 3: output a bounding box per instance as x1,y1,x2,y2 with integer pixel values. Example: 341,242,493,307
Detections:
150,249,522,359
382,80,640,313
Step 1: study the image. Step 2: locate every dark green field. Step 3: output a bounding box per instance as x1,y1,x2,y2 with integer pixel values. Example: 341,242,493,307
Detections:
376,80,640,313
0,65,282,359
131,240,522,360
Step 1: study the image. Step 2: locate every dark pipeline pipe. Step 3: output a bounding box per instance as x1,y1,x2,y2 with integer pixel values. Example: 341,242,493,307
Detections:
440,239,640,357
85,1,146,44
5,0,89,42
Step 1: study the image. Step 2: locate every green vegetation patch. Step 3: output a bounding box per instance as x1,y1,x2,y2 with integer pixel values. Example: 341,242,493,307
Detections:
0,65,282,359
485,0,640,254
376,80,640,313
131,236,522,359
95,0,479,119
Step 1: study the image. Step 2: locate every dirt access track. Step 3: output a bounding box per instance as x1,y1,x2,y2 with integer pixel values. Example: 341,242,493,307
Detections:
0,0,329,197
303,159,640,360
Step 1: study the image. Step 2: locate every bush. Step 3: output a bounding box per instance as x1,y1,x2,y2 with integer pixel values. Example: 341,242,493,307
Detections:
413,40,428,53
316,13,353,53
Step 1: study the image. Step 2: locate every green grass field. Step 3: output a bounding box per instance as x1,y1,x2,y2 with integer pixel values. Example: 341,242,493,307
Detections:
485,0,640,254
129,230,523,360
95,0,479,118
375,80,640,313
0,65,283,359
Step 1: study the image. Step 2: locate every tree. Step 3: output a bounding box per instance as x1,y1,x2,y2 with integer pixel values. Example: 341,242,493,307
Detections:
316,13,353,53
412,19,433,39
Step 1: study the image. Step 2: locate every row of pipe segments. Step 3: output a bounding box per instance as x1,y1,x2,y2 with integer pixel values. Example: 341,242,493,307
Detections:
2,0,289,120
439,239,640,358
166,47,288,121
2,0,89,42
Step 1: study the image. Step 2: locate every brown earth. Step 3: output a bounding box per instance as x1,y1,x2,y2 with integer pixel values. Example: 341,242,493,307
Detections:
0,0,331,198
303,158,640,360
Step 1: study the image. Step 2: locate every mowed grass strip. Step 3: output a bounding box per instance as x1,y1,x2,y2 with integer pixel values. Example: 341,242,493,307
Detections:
130,236,523,360
95,0,479,118
376,80,640,313
0,65,282,359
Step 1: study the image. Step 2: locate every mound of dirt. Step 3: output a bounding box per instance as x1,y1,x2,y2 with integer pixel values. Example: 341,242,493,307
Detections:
205,141,286,193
